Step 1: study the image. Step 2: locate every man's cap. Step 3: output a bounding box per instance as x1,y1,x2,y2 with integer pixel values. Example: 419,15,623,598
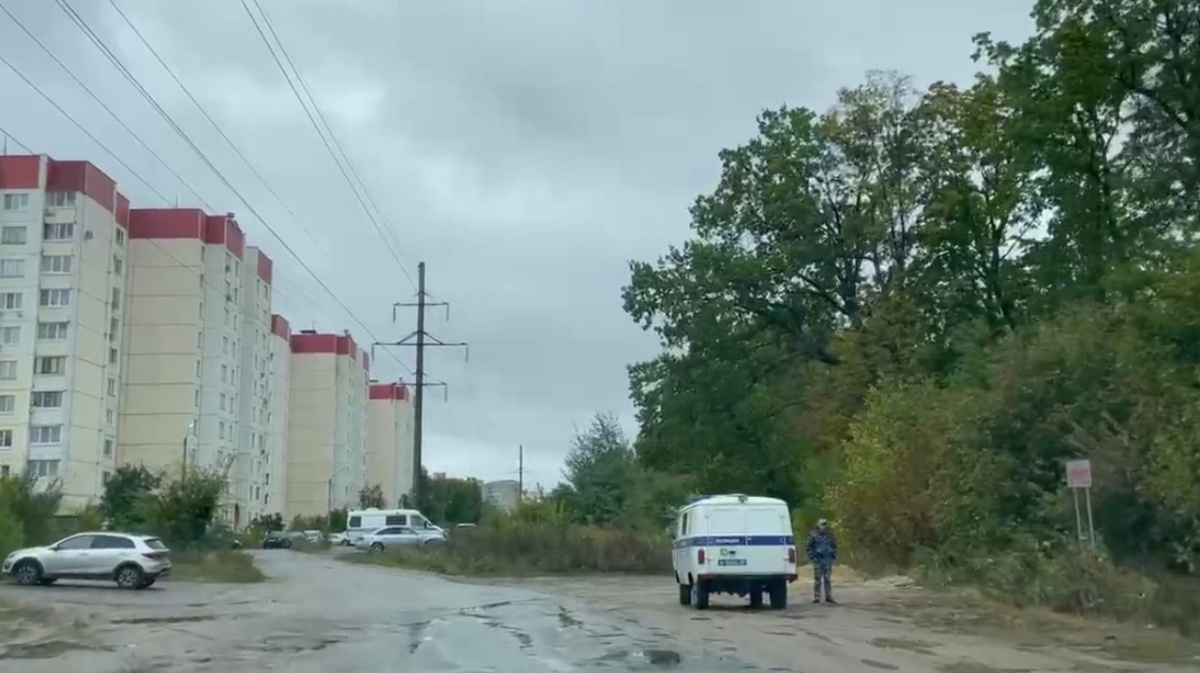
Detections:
817,518,827,526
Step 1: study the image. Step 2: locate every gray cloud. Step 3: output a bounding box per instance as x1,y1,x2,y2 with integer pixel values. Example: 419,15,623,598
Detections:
0,0,1034,485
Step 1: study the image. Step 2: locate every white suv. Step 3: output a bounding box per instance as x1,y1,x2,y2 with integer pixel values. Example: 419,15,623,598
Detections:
2,532,171,590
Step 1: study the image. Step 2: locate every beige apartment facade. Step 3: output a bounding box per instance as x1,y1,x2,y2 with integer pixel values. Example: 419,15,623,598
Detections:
366,381,414,508
119,208,249,521
0,155,128,508
284,331,368,519
264,314,291,515
233,246,273,524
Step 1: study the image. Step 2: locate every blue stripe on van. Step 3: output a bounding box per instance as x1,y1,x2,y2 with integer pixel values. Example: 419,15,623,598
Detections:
672,535,794,549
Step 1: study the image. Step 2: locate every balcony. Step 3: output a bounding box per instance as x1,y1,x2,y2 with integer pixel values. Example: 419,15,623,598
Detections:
43,208,76,225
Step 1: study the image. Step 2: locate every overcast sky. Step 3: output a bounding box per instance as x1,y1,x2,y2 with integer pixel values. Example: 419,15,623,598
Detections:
0,0,1034,487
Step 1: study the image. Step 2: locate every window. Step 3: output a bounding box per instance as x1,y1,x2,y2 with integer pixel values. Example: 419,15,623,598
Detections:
111,288,121,310
385,515,409,526
115,229,125,246
105,409,114,426
0,395,13,414
37,322,67,340
107,377,116,396
35,356,66,375
101,471,112,485
221,364,227,383
0,360,16,380
56,534,97,551
0,292,20,310
219,393,226,410
92,534,134,550
195,360,202,377
0,465,8,477
1,226,26,245
0,259,24,278
223,336,228,354
194,389,200,407
47,192,75,207
39,289,70,307
108,348,117,365
2,193,29,211
40,255,72,274
109,317,118,341
103,439,113,456
30,425,61,444
218,421,225,439
0,326,18,345
0,430,10,448
42,222,74,240
31,391,63,408
112,255,123,275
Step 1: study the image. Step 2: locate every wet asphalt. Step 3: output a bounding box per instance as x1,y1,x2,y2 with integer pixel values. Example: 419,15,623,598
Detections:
1,550,772,672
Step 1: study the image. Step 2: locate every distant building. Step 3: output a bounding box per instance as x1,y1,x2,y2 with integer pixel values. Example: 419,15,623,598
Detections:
365,381,414,508
483,479,520,513
285,330,368,518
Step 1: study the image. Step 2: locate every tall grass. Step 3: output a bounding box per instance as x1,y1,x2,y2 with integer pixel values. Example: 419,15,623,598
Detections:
356,513,671,576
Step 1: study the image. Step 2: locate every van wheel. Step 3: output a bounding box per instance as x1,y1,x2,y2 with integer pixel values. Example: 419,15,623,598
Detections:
691,582,710,610
678,583,692,606
749,589,764,609
768,579,787,610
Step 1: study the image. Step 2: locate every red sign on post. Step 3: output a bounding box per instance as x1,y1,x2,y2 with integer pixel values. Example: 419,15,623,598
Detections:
1065,459,1092,489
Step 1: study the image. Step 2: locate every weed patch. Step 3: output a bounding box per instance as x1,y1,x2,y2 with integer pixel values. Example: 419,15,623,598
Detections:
170,550,265,583
345,520,669,576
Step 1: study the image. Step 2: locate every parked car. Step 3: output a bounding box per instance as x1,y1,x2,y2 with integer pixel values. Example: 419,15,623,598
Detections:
261,532,292,549
2,532,171,590
356,525,446,552
329,532,351,546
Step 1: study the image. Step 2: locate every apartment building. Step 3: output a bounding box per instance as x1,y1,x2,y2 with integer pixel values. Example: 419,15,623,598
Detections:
120,209,247,521
264,314,291,515
233,246,273,524
284,331,369,519
483,480,521,513
0,155,128,508
365,381,414,508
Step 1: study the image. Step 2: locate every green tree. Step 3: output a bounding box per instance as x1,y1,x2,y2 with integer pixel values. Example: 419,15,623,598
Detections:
101,464,162,529
358,483,386,509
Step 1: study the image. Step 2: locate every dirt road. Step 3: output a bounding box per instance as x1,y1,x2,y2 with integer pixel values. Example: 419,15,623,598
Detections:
1,551,1197,672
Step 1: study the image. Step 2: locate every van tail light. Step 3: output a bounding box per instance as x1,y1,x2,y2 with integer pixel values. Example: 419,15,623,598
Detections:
697,549,706,564
787,547,796,564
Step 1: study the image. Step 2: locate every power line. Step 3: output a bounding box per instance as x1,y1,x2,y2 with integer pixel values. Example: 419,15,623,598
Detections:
239,0,416,290
0,0,211,210
0,118,322,330
46,0,414,377
101,0,324,256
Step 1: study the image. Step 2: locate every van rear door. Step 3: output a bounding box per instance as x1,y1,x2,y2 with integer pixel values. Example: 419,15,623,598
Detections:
704,506,791,574
744,506,793,574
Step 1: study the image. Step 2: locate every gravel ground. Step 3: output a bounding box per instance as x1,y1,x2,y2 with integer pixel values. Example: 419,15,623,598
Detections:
1,551,1198,673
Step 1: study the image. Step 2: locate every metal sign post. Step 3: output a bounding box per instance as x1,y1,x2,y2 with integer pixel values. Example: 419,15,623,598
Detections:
1065,459,1095,549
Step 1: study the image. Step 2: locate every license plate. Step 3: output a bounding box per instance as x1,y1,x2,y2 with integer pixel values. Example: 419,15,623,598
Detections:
717,558,747,567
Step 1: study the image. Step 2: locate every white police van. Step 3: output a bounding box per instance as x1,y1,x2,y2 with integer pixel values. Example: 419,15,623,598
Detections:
671,494,797,610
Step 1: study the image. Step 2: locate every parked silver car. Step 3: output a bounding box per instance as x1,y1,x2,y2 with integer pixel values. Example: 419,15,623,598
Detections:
2,532,171,590
357,525,445,552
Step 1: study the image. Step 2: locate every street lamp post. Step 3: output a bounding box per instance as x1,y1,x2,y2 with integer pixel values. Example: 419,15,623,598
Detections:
181,420,197,480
